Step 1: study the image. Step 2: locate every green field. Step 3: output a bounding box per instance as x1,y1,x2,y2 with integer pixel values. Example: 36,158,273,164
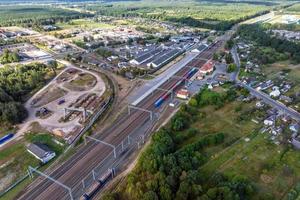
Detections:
0,133,66,199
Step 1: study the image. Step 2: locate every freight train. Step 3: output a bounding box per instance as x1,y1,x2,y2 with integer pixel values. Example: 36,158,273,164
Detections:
154,67,197,107
80,168,115,200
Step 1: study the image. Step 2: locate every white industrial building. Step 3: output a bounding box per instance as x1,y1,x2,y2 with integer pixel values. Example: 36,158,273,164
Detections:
27,143,56,164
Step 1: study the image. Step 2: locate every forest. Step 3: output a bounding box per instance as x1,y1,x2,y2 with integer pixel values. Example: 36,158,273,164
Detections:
237,24,300,63
103,87,256,200
0,5,93,28
0,63,57,124
87,1,272,30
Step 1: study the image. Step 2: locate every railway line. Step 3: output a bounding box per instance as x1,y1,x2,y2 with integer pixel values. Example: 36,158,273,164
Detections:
18,41,222,200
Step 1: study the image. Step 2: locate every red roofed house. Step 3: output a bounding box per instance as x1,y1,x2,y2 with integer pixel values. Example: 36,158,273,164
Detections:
176,89,189,100
199,60,215,74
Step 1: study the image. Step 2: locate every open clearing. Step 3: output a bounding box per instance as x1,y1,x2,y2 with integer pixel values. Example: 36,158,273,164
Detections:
64,73,97,91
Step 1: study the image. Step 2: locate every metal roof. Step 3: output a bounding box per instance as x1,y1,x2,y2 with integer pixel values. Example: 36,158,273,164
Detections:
134,48,162,64
27,143,54,159
152,49,181,66
196,44,208,52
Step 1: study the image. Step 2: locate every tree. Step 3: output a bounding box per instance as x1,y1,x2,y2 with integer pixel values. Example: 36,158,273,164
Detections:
227,63,237,73
225,53,233,64
142,191,159,200
189,98,198,107
48,60,58,75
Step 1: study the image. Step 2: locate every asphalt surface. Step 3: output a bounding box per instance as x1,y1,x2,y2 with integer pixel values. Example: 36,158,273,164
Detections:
17,41,222,200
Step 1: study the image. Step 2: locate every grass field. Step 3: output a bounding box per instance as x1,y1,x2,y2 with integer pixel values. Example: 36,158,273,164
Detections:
262,61,300,112
263,61,300,84
0,133,65,199
180,100,259,148
201,131,300,199
188,89,300,199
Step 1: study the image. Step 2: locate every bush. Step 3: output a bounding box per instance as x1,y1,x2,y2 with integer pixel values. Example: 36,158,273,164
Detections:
227,63,237,73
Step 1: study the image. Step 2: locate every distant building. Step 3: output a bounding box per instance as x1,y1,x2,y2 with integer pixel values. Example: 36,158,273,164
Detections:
290,124,300,133
147,49,182,69
130,48,162,66
191,44,208,53
270,89,280,98
176,89,189,100
280,95,293,103
199,60,214,74
264,115,276,126
256,101,264,108
27,143,56,164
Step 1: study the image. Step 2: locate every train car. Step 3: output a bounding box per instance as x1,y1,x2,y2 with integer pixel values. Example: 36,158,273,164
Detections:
80,168,115,200
0,133,14,145
80,182,101,200
154,68,197,108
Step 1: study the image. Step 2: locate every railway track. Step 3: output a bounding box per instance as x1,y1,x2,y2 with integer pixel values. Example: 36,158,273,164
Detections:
18,41,222,200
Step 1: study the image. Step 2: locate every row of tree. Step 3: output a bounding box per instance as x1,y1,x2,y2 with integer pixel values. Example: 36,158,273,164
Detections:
0,62,57,124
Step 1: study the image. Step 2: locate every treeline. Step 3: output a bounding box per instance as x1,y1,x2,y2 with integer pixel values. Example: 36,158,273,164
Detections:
237,24,300,63
0,63,56,124
0,6,93,28
103,88,255,200
167,10,269,31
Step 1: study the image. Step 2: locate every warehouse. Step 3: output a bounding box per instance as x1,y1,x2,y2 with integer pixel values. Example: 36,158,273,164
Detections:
147,49,182,69
130,48,163,65
27,143,56,164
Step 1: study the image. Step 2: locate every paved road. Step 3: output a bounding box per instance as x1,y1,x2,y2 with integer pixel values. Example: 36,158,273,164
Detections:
231,46,300,121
